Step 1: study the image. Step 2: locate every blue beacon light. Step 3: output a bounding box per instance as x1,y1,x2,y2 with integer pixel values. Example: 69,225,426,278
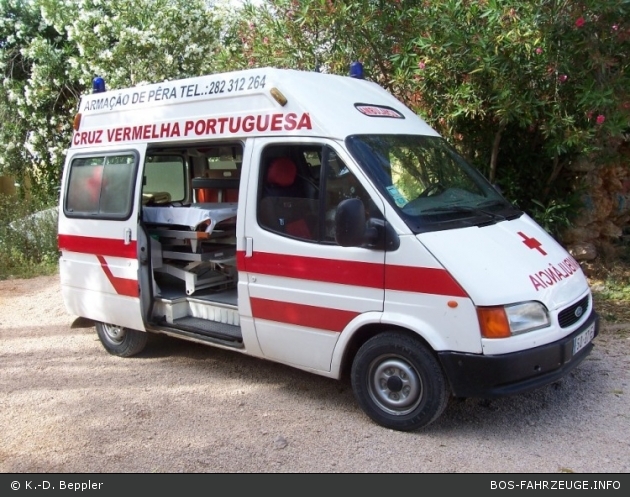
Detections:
92,76,106,93
349,61,364,79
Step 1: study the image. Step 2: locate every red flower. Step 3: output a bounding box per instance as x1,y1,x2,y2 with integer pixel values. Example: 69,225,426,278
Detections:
596,115,605,125
558,74,568,83
418,61,426,70
535,47,543,54
575,17,585,28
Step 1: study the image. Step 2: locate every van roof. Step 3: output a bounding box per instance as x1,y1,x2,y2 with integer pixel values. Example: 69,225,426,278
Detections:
72,67,439,148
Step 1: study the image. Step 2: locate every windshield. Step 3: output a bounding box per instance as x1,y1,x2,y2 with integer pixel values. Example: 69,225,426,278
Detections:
346,134,522,233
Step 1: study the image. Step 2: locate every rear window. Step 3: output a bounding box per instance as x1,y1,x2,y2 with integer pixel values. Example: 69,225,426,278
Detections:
65,153,138,219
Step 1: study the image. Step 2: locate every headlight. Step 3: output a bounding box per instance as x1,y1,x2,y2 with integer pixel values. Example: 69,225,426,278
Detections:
477,301,550,338
505,301,550,335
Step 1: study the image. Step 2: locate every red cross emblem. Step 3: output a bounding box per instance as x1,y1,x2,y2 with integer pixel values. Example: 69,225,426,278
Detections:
518,232,547,255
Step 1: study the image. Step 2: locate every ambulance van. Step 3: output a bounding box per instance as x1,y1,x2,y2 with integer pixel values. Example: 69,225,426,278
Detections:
58,66,599,431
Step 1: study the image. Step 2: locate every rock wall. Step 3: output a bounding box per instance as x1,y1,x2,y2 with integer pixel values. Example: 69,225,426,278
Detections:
562,143,630,261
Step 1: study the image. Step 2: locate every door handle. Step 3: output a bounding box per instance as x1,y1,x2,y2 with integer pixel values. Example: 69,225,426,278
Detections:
245,236,253,257
124,228,132,245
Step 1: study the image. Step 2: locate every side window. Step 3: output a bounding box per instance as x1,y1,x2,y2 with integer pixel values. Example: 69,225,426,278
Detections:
322,148,376,242
65,153,136,218
258,145,320,241
257,144,378,244
143,155,186,204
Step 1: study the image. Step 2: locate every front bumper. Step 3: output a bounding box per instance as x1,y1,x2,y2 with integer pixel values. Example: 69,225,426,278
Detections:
438,311,599,398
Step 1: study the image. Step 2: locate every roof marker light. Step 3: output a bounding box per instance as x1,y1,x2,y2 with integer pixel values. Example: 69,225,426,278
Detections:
73,113,82,131
270,87,287,106
350,61,364,79
92,76,106,94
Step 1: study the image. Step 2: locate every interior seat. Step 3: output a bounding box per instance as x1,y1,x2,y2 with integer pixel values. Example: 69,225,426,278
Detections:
259,157,317,239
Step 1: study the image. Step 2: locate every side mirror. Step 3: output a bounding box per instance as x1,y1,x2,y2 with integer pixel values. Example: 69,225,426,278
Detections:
335,198,400,250
335,198,366,247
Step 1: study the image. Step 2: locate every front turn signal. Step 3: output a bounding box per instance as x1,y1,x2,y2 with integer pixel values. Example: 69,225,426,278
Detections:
477,307,511,339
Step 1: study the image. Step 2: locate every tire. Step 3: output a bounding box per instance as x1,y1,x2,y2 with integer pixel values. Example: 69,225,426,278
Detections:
95,322,148,357
351,332,450,431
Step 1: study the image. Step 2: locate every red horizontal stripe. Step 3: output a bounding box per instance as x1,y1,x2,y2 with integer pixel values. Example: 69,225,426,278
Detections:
236,251,246,272
386,265,468,297
239,251,384,288
250,297,358,332
238,250,467,298
58,234,137,259
97,255,138,297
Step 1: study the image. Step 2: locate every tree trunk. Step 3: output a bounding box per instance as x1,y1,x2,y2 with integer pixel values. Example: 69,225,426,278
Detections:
543,154,562,199
489,124,505,183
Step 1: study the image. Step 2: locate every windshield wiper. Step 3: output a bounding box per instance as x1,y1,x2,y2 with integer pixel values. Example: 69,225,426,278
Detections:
476,200,523,220
419,205,507,225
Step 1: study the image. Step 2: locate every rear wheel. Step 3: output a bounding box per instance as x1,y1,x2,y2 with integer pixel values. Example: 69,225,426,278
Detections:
351,332,449,431
95,322,148,357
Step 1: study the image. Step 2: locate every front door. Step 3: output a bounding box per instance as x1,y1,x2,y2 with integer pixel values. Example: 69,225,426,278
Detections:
58,145,147,331
241,138,386,372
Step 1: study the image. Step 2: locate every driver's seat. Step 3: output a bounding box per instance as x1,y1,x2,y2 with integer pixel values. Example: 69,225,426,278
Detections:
259,157,315,239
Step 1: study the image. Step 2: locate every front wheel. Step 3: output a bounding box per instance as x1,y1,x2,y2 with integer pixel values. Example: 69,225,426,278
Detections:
351,332,449,431
95,322,148,357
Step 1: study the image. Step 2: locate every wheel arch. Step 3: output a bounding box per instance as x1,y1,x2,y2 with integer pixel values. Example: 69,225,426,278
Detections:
95,321,148,357
334,322,439,383
349,329,451,430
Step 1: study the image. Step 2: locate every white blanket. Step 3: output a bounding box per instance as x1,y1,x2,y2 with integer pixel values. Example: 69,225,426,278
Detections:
142,203,237,233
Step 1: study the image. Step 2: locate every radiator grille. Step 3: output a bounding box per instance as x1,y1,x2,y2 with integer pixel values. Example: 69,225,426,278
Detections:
558,295,589,328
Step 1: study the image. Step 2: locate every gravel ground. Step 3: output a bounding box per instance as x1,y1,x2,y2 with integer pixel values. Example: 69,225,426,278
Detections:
1,275,629,473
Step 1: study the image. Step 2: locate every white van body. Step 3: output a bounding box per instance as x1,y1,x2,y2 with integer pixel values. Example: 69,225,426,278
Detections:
58,67,598,431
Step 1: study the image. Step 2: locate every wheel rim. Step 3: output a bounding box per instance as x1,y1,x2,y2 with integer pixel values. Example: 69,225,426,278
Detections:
367,355,423,416
101,324,126,345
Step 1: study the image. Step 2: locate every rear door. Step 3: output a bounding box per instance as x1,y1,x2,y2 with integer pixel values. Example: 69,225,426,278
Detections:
58,145,147,330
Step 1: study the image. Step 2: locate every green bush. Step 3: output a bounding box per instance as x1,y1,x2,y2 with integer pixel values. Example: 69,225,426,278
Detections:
226,0,629,238
0,193,59,280
2,0,628,248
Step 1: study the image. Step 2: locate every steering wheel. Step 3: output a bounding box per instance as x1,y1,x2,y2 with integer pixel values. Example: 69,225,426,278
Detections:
419,182,445,198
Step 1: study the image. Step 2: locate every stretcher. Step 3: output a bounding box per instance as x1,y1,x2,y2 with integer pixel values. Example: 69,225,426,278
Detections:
142,203,238,295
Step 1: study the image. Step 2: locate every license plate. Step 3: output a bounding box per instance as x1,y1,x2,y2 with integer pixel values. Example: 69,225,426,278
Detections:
573,322,595,355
